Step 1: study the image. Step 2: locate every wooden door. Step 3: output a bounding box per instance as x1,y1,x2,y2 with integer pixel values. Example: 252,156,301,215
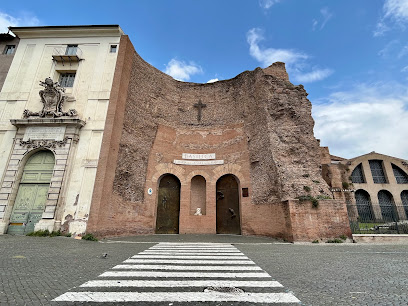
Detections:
216,174,241,234
156,174,181,234
7,151,54,235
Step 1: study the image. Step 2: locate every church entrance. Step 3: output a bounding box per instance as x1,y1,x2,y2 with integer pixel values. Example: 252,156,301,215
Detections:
7,151,55,235
156,174,181,234
216,174,241,234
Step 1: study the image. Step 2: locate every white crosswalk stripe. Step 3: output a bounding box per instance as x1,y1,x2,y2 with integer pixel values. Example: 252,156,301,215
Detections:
53,242,300,304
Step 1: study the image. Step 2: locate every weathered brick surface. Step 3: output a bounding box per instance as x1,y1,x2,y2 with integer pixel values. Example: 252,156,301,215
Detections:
88,37,347,241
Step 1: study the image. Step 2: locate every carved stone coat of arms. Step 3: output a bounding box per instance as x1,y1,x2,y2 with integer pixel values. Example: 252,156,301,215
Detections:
23,77,77,118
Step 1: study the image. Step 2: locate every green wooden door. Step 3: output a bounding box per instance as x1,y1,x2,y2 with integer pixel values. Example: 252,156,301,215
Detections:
7,151,55,235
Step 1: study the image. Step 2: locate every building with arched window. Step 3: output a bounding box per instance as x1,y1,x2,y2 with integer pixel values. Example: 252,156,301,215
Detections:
321,150,408,224
0,25,352,241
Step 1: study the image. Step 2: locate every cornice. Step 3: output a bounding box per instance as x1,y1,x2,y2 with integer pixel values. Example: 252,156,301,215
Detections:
9,25,124,39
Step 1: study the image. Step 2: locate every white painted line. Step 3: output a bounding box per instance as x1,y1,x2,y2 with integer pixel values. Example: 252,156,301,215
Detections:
149,246,238,251
157,243,234,246
54,291,300,303
152,244,236,249
140,252,245,256
131,255,248,259
151,245,236,247
112,264,263,271
123,259,255,265
99,271,271,278
144,249,241,253
80,279,283,288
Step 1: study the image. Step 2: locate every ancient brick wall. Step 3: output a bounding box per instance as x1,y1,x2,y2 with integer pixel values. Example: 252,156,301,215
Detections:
287,199,352,241
88,35,339,238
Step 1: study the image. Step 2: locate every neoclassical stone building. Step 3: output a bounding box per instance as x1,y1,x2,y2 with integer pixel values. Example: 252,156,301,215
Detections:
0,25,123,235
0,25,351,241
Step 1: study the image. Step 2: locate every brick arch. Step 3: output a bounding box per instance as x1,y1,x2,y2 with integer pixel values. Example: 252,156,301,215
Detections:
185,170,211,182
212,164,244,186
151,163,186,184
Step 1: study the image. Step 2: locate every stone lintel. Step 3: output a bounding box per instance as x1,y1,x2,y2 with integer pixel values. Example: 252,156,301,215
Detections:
10,118,86,129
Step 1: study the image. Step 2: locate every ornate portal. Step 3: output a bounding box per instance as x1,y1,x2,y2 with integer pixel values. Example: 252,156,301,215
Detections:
23,78,77,118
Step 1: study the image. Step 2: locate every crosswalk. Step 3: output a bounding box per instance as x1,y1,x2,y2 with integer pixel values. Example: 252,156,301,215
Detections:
53,242,300,304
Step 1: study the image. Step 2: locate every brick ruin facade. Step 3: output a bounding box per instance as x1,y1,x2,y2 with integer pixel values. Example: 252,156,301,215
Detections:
87,35,351,241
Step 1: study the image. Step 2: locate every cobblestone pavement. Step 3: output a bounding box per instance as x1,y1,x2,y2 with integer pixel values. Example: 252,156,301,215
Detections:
0,234,407,305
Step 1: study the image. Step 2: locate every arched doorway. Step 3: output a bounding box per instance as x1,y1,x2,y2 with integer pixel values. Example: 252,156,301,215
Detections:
216,174,241,234
7,150,55,235
156,174,181,234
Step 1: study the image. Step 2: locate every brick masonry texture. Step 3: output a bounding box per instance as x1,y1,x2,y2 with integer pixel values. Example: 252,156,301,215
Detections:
87,35,350,241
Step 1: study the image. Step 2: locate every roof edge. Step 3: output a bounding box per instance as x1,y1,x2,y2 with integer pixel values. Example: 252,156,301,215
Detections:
9,25,124,38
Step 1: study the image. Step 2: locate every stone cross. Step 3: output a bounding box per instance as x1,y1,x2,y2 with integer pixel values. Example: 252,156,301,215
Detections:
194,99,206,122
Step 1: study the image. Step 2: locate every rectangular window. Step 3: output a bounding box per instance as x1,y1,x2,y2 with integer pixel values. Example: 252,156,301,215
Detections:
369,160,387,184
59,73,76,87
110,45,117,53
65,45,78,55
3,45,16,55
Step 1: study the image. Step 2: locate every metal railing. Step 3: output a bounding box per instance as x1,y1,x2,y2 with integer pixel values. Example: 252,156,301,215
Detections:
346,203,408,234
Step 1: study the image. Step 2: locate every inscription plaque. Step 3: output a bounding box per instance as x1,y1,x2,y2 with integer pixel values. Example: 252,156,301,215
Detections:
23,127,66,141
182,153,215,160
174,159,224,166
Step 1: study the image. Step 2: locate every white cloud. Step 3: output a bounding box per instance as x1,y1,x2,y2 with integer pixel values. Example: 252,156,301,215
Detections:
0,11,40,33
312,19,318,30
247,28,333,83
373,20,390,37
398,44,408,58
259,0,281,10
313,7,333,31
378,39,399,57
374,0,408,36
384,0,408,22
247,28,308,67
401,65,408,72
207,78,219,83
164,58,203,81
313,82,408,160
294,68,333,83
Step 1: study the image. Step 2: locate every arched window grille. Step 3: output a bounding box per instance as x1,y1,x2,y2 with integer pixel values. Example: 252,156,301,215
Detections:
378,190,395,222
401,190,408,219
355,189,373,221
369,160,387,184
351,163,365,183
392,164,408,184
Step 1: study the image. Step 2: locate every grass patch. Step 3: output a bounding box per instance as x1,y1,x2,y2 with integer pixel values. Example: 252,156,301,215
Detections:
82,233,98,241
297,195,319,208
316,195,332,200
359,222,382,229
312,239,319,243
303,186,311,192
326,238,343,243
26,230,62,237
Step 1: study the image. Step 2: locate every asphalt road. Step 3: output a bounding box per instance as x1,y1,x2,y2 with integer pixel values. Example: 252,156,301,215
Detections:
1,234,407,306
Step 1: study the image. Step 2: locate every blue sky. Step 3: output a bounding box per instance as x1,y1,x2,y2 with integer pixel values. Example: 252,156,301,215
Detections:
1,0,408,159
